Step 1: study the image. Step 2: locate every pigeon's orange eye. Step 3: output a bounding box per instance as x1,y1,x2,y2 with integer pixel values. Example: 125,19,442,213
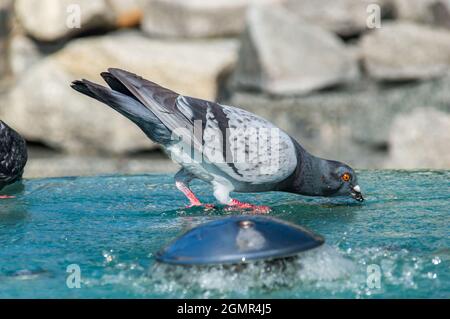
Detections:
341,173,351,182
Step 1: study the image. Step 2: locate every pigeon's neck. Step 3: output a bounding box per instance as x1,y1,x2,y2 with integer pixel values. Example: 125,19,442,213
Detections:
280,141,330,196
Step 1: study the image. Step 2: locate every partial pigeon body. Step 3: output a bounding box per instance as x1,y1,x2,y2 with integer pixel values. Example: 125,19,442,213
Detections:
0,121,27,198
72,68,363,213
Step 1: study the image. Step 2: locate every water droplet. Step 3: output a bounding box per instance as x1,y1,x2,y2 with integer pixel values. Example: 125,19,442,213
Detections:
432,256,441,265
103,250,115,263
427,272,437,279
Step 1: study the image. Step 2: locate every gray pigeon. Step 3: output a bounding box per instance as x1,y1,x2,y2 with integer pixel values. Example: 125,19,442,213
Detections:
0,121,27,198
71,68,363,213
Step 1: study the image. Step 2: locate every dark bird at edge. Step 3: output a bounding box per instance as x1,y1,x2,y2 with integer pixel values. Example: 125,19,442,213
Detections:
0,121,27,199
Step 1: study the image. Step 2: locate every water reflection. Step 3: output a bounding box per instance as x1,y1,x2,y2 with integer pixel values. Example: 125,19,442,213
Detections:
0,181,30,236
0,198,29,226
1,181,26,195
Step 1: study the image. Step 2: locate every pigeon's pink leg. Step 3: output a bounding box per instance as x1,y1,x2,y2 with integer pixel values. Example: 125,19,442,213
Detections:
225,199,271,214
175,181,214,209
0,195,15,199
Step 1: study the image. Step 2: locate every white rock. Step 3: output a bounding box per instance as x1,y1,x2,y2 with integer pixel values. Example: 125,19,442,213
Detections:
430,0,450,29
0,0,12,78
14,0,114,41
394,0,433,23
53,31,238,99
361,22,450,81
232,4,359,95
8,32,43,77
283,0,393,37
1,31,238,154
393,0,442,24
24,154,179,178
141,0,280,38
387,108,450,169
108,0,143,28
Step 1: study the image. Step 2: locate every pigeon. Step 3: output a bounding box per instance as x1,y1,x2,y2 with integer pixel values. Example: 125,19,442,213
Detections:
71,68,363,213
0,121,27,199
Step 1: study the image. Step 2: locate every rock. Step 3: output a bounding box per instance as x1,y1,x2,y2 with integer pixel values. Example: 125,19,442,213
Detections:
1,31,238,155
0,0,12,79
8,32,43,78
283,0,393,37
387,108,450,169
232,4,359,96
226,76,450,168
54,31,238,99
360,22,450,81
393,0,434,24
24,152,178,178
14,0,115,42
141,0,279,38
393,0,450,29
430,1,450,29
392,0,450,25
3,59,149,155
109,0,143,28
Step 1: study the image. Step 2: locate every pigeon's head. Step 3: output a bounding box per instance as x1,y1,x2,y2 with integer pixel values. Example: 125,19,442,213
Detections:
321,160,364,202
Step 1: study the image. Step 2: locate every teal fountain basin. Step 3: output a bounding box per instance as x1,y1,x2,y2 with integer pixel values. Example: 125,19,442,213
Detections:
0,170,448,298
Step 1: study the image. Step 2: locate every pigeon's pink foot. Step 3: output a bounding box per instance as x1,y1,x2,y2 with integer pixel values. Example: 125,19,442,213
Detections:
0,195,15,199
176,181,214,210
225,199,271,214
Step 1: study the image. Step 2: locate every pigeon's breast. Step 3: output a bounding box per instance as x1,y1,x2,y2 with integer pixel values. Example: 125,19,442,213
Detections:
164,143,214,182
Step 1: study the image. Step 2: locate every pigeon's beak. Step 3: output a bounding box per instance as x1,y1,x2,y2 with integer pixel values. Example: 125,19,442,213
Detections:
350,185,364,202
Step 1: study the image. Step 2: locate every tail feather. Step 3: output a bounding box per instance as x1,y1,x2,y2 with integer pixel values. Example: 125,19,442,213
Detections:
70,79,172,144
100,72,136,99
106,68,188,135
71,80,99,101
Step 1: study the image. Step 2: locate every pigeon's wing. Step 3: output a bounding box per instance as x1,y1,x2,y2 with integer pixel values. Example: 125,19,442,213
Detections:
177,96,298,184
108,68,297,184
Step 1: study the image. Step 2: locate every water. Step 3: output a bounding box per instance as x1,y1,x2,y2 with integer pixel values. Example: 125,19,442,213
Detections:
0,170,448,298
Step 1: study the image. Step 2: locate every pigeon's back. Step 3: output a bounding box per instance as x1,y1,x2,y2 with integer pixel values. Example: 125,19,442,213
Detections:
113,70,300,188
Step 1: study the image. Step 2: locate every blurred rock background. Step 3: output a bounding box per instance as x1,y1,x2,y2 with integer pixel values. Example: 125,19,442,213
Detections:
0,0,449,178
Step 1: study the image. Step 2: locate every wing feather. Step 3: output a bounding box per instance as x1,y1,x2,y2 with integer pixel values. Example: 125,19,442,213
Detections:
107,68,297,185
